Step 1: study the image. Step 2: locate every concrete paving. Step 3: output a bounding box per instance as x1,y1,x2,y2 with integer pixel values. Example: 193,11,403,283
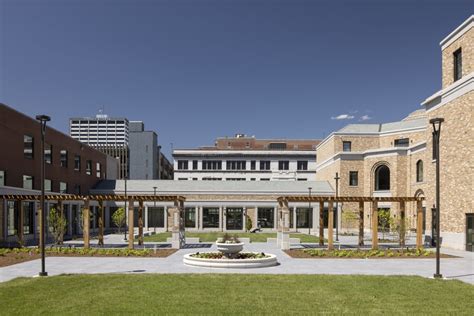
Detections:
1,241,473,284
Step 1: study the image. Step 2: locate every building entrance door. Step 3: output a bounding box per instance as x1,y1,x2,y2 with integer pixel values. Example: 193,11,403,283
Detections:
226,208,243,230
466,214,474,252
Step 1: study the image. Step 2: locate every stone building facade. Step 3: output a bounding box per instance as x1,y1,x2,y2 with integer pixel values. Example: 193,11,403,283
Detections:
316,16,474,251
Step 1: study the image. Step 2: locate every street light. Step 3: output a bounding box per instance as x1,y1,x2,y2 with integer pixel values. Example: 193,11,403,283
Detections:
308,187,312,235
430,117,444,279
153,186,157,233
36,114,50,277
124,175,128,241
334,172,340,242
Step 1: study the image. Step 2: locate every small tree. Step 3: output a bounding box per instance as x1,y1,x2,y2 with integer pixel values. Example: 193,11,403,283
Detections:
245,215,253,232
378,209,391,240
48,207,67,245
112,208,126,233
390,215,410,246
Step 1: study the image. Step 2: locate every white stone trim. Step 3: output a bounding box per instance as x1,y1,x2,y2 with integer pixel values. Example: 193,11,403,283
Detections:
422,73,474,112
440,15,474,50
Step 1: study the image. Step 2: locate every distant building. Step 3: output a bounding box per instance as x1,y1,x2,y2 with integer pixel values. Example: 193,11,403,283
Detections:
70,114,173,180
173,134,320,181
0,103,118,246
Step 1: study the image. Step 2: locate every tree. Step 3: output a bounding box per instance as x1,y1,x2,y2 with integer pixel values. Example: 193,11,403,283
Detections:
378,209,391,240
390,215,410,246
245,215,253,232
112,208,126,233
48,207,67,245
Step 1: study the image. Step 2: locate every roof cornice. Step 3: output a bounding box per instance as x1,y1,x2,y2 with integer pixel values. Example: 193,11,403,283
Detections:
440,15,474,50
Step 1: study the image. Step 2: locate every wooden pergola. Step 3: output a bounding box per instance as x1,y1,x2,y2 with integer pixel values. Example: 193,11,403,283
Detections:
277,196,424,250
0,194,186,249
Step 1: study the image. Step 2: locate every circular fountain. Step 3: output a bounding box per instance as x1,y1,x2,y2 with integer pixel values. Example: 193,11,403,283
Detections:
183,235,278,268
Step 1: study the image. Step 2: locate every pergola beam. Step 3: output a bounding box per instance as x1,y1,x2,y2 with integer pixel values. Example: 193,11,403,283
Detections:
278,196,423,203
0,194,186,202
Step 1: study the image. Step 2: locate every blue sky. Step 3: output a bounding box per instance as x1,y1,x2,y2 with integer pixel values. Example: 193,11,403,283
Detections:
1,0,472,156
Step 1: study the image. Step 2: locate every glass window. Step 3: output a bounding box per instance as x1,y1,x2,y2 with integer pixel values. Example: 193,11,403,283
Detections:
192,160,198,170
296,208,312,228
23,175,33,190
45,179,52,192
250,160,256,170
24,135,34,159
0,170,5,186
96,162,101,178
202,160,222,170
147,207,165,227
394,138,409,147
178,160,188,170
23,201,35,235
60,182,68,193
260,178,270,181
416,160,423,182
454,48,462,82
74,155,81,171
297,161,308,170
349,171,358,186
86,160,92,175
375,165,390,191
260,161,270,170
60,150,68,167
343,141,351,152
226,161,246,170
45,143,52,164
185,207,196,228
278,161,289,170
269,143,286,150
257,208,274,228
203,207,219,228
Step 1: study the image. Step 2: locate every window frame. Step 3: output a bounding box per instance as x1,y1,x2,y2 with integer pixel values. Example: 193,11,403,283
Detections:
278,160,289,170
342,141,351,152
23,135,34,159
349,171,358,186
453,48,462,82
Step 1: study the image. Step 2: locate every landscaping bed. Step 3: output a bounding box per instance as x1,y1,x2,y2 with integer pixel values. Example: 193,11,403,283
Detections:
0,274,472,314
0,247,176,267
285,248,457,259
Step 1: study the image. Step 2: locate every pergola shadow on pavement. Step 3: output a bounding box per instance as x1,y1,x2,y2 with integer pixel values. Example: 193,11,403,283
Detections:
276,196,424,250
1,194,186,250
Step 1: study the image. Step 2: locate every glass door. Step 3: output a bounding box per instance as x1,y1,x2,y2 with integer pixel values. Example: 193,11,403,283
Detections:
226,208,243,230
467,214,474,252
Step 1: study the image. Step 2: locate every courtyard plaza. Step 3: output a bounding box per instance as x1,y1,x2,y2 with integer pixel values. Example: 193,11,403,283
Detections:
1,233,473,284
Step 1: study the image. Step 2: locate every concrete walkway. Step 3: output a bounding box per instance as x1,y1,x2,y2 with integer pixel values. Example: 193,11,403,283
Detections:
1,242,473,284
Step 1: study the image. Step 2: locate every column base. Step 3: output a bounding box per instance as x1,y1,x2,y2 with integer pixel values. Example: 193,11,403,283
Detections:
281,231,290,250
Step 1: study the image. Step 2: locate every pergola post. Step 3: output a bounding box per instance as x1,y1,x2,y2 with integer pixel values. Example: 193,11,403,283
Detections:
371,200,378,250
171,199,185,249
138,200,144,246
83,198,90,249
128,198,134,249
399,201,406,247
280,200,290,250
18,200,24,246
58,200,64,245
416,200,423,249
328,201,334,250
98,200,104,246
358,201,364,247
319,201,324,246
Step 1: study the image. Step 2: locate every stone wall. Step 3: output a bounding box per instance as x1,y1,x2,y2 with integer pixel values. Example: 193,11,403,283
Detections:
442,27,474,89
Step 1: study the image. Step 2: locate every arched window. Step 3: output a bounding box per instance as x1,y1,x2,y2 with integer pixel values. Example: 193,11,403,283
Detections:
375,165,390,191
416,160,423,182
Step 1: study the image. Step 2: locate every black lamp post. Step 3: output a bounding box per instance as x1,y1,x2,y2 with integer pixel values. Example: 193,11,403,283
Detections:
431,117,444,279
308,187,312,235
334,172,340,242
36,114,50,277
124,175,128,241
153,186,157,233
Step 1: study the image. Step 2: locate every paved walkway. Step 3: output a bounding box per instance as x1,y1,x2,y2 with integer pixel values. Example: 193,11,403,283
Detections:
1,242,473,284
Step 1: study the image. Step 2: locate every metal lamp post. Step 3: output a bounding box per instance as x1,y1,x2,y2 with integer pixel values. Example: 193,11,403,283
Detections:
124,175,128,241
334,172,340,242
431,117,444,279
308,187,312,235
36,114,50,277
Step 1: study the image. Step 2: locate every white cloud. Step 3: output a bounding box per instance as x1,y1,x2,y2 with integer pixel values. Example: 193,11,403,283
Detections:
359,115,372,121
331,114,355,120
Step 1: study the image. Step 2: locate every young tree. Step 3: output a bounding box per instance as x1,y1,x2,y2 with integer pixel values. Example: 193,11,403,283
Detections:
245,215,253,232
378,209,391,240
48,207,67,245
112,208,126,233
390,215,410,246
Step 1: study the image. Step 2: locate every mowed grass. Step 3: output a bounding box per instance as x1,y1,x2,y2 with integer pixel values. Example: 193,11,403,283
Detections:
142,232,322,243
0,274,472,315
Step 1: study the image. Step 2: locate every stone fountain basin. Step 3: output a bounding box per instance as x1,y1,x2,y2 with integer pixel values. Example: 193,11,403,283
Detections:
183,252,278,269
216,242,244,254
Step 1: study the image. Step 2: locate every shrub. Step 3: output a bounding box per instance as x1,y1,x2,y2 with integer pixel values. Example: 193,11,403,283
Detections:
48,208,67,245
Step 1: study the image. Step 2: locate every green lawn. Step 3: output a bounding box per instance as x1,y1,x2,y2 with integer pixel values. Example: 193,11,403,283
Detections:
0,274,472,315
141,232,322,243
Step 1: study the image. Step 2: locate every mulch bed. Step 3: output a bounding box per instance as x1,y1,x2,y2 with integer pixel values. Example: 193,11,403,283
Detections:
0,249,177,268
284,250,457,259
